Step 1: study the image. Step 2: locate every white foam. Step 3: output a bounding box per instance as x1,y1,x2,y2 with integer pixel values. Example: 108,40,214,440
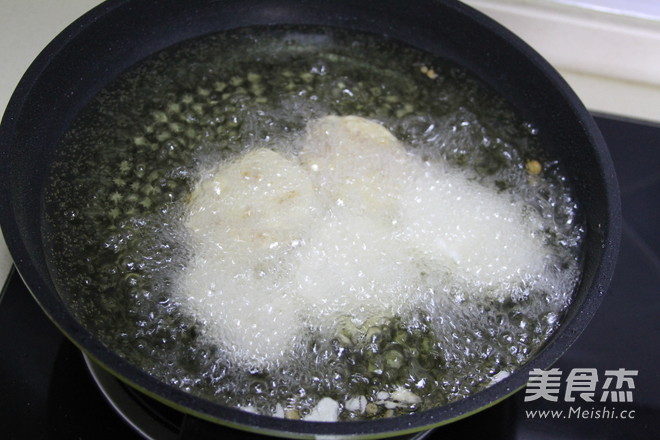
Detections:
175,116,557,368
304,397,341,422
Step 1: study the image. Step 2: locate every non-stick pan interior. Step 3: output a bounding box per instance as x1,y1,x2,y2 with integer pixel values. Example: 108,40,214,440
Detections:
0,0,620,437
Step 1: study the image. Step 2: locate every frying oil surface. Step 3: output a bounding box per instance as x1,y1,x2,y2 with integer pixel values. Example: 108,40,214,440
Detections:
44,26,583,421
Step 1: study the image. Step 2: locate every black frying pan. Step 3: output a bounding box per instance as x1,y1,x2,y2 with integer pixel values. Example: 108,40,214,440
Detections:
0,0,620,438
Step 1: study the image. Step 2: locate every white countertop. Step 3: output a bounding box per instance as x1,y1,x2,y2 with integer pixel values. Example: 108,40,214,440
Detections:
2,0,659,285
464,0,660,123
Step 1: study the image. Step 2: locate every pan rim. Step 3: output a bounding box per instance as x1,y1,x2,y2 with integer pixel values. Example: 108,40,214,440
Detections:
0,0,621,437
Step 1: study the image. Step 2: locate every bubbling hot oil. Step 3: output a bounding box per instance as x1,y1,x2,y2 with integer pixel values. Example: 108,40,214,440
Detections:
44,26,583,421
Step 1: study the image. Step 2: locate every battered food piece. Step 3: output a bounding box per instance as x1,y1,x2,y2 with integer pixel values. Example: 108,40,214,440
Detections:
179,116,550,368
183,148,321,363
186,148,321,252
299,115,413,219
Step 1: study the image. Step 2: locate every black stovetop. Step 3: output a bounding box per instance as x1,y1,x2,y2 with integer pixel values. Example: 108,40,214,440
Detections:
1,115,658,439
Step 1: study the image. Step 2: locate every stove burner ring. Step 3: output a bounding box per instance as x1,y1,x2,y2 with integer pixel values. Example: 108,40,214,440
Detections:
84,355,182,439
83,355,434,440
